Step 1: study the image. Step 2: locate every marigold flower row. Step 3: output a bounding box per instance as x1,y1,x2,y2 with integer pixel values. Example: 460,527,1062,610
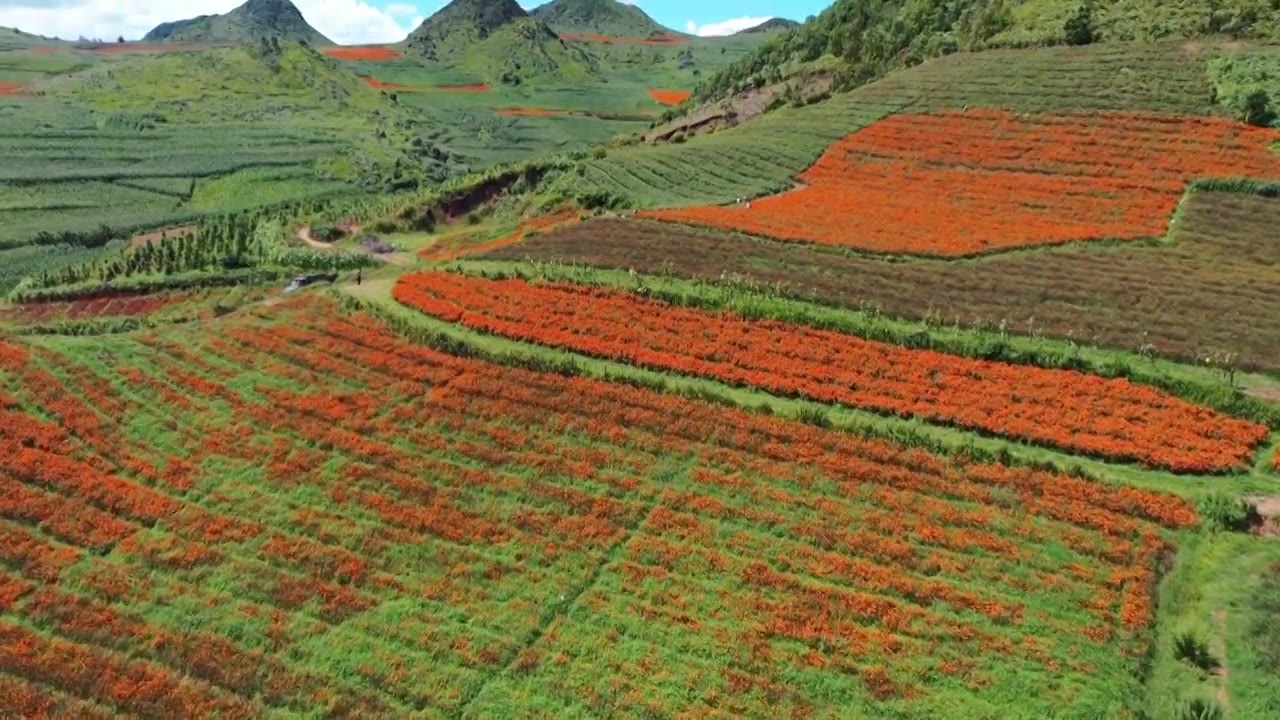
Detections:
393,271,1265,473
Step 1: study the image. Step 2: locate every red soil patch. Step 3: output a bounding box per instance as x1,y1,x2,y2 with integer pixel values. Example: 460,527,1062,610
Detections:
561,33,687,45
324,46,401,62
361,77,418,92
642,110,1280,256
433,83,491,93
648,88,691,106
2,293,193,324
0,82,25,96
496,108,571,117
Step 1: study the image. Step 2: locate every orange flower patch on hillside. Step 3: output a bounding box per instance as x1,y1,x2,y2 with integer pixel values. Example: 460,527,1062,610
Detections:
648,88,691,106
641,110,1280,256
495,107,571,117
361,76,417,91
0,82,25,96
394,271,1269,474
421,211,579,262
324,46,401,61
562,32,687,45
433,83,491,93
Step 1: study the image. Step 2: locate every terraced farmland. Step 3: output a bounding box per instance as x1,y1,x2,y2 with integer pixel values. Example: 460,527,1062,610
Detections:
0,298,1207,717
495,189,1280,372
574,41,1227,209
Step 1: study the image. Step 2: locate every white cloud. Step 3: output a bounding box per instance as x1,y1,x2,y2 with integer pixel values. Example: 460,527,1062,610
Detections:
685,16,772,37
0,1,421,45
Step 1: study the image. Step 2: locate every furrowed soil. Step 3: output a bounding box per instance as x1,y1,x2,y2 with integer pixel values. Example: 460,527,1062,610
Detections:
489,191,1280,372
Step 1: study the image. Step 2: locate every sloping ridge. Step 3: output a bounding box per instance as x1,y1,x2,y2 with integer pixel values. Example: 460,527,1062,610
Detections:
530,0,673,37
143,0,332,45
737,18,801,34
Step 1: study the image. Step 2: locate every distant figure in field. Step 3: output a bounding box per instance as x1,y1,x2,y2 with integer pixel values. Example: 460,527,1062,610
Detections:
357,268,362,286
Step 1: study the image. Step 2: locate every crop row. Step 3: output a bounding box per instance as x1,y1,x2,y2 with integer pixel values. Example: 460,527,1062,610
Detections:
497,189,1280,372
643,110,1280,256
393,271,1265,473
0,298,1195,717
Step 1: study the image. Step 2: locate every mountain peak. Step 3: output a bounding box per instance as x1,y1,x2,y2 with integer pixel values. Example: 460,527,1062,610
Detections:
530,0,671,37
736,17,801,35
404,0,532,57
143,0,332,45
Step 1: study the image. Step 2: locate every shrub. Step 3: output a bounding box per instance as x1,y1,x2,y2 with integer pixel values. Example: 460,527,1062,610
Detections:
309,225,347,243
1176,698,1224,720
1196,493,1256,533
1173,629,1216,672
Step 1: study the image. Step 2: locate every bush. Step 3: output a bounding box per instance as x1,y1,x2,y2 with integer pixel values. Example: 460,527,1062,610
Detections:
1243,90,1276,127
592,146,608,160
1196,493,1256,533
1176,698,1224,720
1173,629,1216,671
309,225,347,243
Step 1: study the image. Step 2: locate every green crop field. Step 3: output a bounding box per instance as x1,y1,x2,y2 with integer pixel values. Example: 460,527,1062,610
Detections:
1,0,1279,718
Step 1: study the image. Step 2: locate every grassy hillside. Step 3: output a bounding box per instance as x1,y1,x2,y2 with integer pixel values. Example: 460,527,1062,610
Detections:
53,41,392,123
0,26,65,51
142,0,332,45
530,0,674,37
692,0,1280,106
569,40,1223,209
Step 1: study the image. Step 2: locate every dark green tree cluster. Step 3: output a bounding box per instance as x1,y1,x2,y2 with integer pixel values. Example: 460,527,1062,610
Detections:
33,213,267,288
691,0,1016,104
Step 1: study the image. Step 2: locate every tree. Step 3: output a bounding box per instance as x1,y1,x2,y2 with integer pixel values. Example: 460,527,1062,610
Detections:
1243,90,1276,127
117,35,125,43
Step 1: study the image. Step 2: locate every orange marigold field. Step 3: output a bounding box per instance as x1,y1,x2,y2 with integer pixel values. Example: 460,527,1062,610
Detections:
648,88,692,106
0,300,1199,716
641,110,1280,256
394,271,1268,473
323,46,401,61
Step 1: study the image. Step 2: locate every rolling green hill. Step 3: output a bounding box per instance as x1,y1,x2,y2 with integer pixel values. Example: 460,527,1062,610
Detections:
0,26,64,50
142,0,332,45
53,41,389,124
404,0,598,84
530,0,674,37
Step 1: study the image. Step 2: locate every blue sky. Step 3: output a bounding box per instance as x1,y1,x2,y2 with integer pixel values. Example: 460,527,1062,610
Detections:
0,0,835,45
